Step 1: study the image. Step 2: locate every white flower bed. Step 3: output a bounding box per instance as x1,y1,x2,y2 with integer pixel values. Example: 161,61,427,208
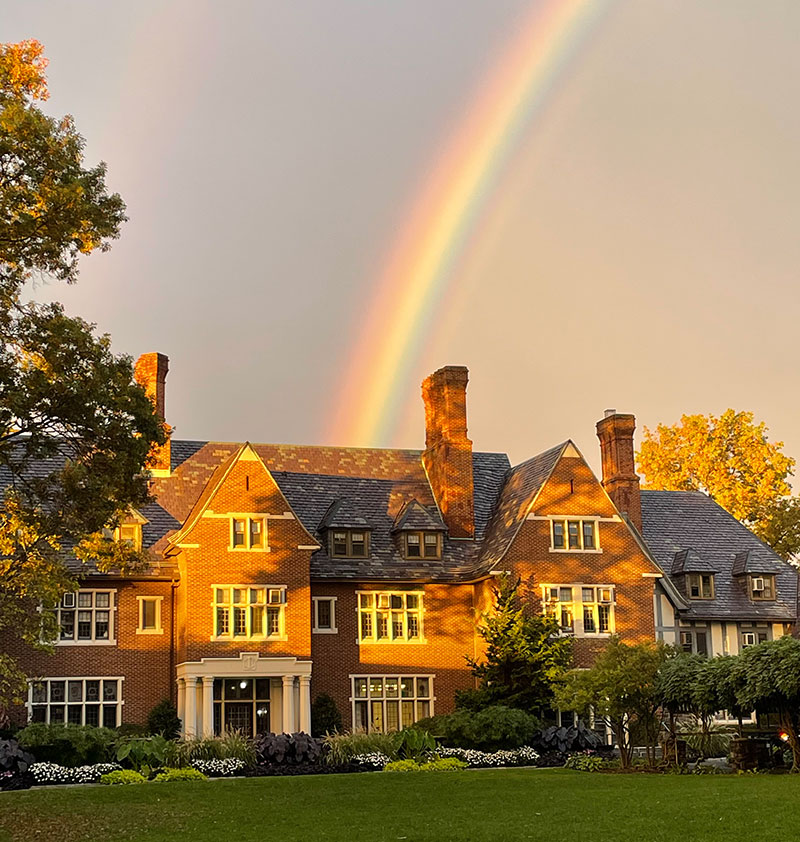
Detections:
351,753,391,769
190,758,247,777
438,746,539,768
30,762,122,785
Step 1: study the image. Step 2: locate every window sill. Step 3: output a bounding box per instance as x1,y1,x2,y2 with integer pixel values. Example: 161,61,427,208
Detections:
357,638,428,646
226,547,271,553
55,640,117,647
136,629,164,635
313,628,339,634
549,548,602,554
209,635,288,643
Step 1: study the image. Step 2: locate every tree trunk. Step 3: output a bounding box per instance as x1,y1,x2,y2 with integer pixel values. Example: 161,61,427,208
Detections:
779,709,800,772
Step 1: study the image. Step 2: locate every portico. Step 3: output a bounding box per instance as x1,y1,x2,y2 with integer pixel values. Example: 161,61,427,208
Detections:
176,652,312,738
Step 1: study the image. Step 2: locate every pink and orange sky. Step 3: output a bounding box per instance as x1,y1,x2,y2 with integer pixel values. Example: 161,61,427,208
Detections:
5,1,800,471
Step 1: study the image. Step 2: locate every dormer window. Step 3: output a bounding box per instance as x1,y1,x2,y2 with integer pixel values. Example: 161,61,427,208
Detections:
404,532,441,559
115,522,142,551
750,574,775,601
330,530,370,558
688,573,714,599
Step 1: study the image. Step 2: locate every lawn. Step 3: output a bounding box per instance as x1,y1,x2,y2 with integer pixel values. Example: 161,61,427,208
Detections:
2,768,800,842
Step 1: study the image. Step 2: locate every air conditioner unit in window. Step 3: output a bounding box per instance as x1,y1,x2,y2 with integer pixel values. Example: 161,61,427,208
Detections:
267,589,285,605
599,588,613,603
377,594,390,609
61,593,76,609
742,633,757,647
752,577,765,592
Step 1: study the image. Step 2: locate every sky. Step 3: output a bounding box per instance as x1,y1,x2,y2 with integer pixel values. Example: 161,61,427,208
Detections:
5,0,800,473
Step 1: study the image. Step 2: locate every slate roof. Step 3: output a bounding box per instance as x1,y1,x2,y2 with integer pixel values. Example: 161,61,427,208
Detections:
641,490,798,621
392,501,446,532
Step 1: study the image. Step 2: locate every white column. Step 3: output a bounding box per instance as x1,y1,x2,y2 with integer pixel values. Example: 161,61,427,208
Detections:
184,676,197,738
299,675,311,734
202,676,215,737
176,678,186,734
282,675,295,734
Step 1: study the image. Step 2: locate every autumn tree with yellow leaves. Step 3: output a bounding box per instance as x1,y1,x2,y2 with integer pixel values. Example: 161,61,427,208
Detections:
0,41,163,711
637,410,800,558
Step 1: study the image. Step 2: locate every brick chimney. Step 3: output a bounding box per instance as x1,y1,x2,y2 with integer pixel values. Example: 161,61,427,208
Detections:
421,366,474,538
596,409,642,532
134,352,171,475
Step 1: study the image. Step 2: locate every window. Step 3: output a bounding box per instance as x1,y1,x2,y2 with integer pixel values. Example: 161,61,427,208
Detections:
687,574,714,599
29,677,122,727
740,625,769,648
312,597,337,633
330,530,370,558
115,522,142,551
542,584,615,637
358,592,423,642
679,628,708,656
403,532,441,559
136,596,163,634
213,678,272,737
213,586,285,639
749,574,775,601
56,590,114,644
550,519,599,552
230,518,267,550
351,675,432,733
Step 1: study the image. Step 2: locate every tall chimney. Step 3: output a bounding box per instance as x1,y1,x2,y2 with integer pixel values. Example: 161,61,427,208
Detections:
596,410,642,531
421,366,474,538
135,352,171,475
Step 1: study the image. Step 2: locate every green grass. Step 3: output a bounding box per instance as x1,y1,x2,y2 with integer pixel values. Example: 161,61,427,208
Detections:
3,769,800,842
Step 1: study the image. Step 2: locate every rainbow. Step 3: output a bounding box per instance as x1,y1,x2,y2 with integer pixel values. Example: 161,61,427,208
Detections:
327,0,608,447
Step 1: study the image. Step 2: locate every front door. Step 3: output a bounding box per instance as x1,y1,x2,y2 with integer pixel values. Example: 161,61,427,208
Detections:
224,702,253,736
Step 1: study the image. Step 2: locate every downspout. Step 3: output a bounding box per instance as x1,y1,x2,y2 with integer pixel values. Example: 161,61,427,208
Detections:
170,578,177,705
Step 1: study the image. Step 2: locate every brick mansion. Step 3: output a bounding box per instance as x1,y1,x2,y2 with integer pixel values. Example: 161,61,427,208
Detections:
6,354,796,737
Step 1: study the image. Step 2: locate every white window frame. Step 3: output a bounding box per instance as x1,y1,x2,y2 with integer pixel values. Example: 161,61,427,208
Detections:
749,574,775,601
549,518,601,553
27,676,124,727
229,517,269,551
55,589,117,646
136,595,164,635
349,674,434,733
211,585,286,641
541,584,615,638
114,522,143,552
739,624,770,649
312,597,338,634
356,590,425,644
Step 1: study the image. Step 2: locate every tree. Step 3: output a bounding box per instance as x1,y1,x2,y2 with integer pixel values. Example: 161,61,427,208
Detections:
734,636,800,772
556,637,668,768
656,651,701,763
147,699,181,739
463,575,572,715
0,41,163,711
637,410,798,555
0,40,126,300
311,693,343,737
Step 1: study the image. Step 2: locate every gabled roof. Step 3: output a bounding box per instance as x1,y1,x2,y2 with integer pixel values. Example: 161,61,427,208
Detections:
731,549,783,576
319,498,371,530
392,500,446,532
641,490,797,621
473,441,568,575
671,548,718,574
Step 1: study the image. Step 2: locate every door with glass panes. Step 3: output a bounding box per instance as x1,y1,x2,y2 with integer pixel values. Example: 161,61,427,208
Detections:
213,678,271,736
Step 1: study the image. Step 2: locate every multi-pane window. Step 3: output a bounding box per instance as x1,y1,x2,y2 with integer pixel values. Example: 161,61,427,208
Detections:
56,590,114,644
213,586,285,639
749,575,775,601
740,625,769,648
542,585,614,637
680,629,709,656
404,532,441,559
687,573,714,599
137,596,163,634
551,519,598,551
358,592,423,642
351,675,432,733
330,530,369,558
115,523,142,551
312,597,337,633
231,518,266,550
29,678,122,727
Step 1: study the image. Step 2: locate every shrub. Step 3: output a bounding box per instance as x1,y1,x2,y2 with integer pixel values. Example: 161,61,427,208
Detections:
190,758,246,777
30,762,122,785
100,769,147,785
147,700,181,739
438,746,539,768
384,758,467,773
564,752,605,772
0,738,34,776
311,693,343,737
383,759,419,773
393,728,436,762
153,767,207,782
532,721,603,755
322,732,398,765
17,724,118,767
115,723,148,738
255,732,321,766
415,706,538,751
115,735,168,773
